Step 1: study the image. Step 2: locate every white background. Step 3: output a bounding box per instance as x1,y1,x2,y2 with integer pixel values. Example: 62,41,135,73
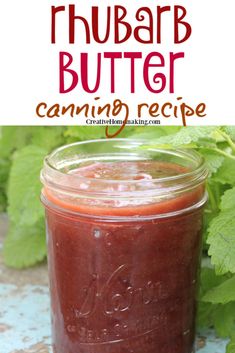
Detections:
0,0,234,125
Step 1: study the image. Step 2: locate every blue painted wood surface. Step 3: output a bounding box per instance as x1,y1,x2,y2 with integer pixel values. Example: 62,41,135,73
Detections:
0,284,51,352
0,283,228,353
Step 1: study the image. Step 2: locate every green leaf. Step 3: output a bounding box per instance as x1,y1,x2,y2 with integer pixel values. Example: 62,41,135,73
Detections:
157,126,182,135
0,158,10,184
30,127,65,151
8,145,47,227
64,126,142,142
0,127,34,159
213,303,235,338
207,210,235,275
220,187,235,211
202,276,235,304
227,337,235,353
0,191,7,212
0,127,65,159
104,126,141,138
224,126,235,141
200,267,225,295
197,267,227,329
148,126,217,147
202,211,215,249
215,159,235,185
197,301,214,329
3,219,46,268
199,149,224,175
0,158,11,211
65,126,107,140
207,185,235,275
197,301,235,337
127,126,181,140
198,269,235,337
204,180,226,229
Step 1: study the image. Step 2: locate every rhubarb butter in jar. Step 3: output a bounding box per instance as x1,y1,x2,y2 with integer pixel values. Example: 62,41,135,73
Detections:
41,139,208,353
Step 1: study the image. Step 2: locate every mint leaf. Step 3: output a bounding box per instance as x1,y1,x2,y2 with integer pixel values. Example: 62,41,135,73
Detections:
0,127,65,159
0,158,11,211
198,268,235,337
8,145,47,227
220,187,235,211
197,267,227,329
65,126,140,142
65,126,218,146
202,276,235,304
199,149,224,175
149,126,217,147
0,127,34,159
197,301,214,328
128,126,181,140
226,337,235,353
197,301,235,337
0,192,7,212
207,185,235,275
0,158,10,184
207,210,235,275
215,159,235,185
200,267,225,294
213,303,235,338
153,126,181,135
223,127,235,141
3,219,46,268
65,126,107,141
203,180,227,245
30,127,65,151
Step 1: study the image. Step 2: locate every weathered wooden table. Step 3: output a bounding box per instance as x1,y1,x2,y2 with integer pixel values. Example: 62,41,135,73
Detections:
0,214,227,353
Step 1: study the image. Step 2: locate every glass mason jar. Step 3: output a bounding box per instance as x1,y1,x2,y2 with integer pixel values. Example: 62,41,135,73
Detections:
40,139,208,353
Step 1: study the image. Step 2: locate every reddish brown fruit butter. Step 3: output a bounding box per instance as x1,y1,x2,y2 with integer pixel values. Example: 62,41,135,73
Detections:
41,139,208,353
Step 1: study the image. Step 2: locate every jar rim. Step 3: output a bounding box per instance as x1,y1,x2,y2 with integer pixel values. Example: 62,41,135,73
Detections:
40,138,208,217
42,138,207,187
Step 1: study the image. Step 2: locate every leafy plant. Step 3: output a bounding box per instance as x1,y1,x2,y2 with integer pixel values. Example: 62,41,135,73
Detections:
0,125,235,351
